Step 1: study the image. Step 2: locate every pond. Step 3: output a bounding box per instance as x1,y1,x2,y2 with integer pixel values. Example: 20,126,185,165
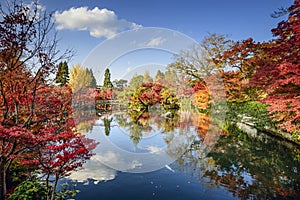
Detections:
65,110,300,200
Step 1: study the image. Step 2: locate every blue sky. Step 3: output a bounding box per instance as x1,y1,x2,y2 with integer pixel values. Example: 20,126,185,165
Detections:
35,0,294,81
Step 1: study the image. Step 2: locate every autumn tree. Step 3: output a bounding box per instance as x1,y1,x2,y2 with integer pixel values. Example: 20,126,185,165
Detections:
213,37,264,100
129,83,179,113
213,0,300,134
55,61,69,86
69,64,97,92
129,83,163,112
250,0,300,134
191,81,210,110
0,1,69,198
214,38,262,77
154,70,165,84
142,70,153,83
22,118,98,200
169,33,233,80
168,33,233,105
0,1,98,200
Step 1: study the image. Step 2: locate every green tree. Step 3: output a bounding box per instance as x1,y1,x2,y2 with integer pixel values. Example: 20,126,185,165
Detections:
103,117,113,136
129,74,144,91
103,68,113,88
113,79,128,90
88,69,97,87
55,61,69,86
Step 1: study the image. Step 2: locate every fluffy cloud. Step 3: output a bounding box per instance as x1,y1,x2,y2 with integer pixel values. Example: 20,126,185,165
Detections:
54,7,141,38
145,145,164,154
67,156,116,184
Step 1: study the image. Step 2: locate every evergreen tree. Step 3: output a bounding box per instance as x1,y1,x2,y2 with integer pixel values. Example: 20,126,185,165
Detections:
88,69,97,87
55,61,69,86
103,68,113,88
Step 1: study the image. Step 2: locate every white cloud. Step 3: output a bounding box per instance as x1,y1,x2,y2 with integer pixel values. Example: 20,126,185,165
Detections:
67,156,116,184
95,151,143,171
54,7,142,38
145,145,163,154
146,37,166,47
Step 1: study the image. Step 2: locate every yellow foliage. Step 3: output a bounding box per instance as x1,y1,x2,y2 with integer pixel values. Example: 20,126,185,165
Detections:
69,64,95,92
192,88,210,109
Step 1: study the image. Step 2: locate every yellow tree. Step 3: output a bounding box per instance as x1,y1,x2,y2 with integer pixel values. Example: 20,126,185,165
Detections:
69,64,97,92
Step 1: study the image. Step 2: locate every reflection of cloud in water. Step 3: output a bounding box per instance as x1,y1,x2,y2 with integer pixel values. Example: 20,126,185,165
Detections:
68,155,116,184
95,151,143,171
144,145,164,154
166,132,195,159
68,152,144,183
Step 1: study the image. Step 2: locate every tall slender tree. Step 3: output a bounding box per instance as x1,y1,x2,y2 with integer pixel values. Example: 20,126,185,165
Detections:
55,61,69,86
88,69,97,87
103,68,113,88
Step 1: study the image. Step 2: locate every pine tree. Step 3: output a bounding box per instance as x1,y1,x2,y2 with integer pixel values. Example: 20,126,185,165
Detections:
88,69,97,87
103,68,113,88
56,61,69,86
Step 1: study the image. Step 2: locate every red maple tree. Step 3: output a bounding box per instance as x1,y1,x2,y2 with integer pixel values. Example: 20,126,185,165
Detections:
250,0,300,133
22,118,98,200
0,1,96,199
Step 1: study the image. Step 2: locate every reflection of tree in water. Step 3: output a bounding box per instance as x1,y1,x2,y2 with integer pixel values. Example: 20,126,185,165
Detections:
164,112,215,161
114,110,182,145
175,127,300,199
74,109,98,134
129,122,143,145
103,117,113,136
72,88,99,134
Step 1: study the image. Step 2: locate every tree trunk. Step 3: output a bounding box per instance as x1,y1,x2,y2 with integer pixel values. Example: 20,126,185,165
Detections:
45,173,51,200
50,175,59,200
0,165,7,200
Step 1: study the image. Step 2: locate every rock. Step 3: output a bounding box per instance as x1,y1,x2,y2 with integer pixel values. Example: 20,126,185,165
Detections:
163,111,174,118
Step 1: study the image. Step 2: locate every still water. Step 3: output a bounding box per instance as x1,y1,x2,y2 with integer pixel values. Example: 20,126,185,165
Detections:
65,111,300,200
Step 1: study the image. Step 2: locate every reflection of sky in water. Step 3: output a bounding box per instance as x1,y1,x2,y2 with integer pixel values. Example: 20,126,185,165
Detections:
68,165,237,200
70,112,199,174
106,124,172,153
68,156,116,184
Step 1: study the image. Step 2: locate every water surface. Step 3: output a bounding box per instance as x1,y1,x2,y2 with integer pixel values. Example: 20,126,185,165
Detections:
66,112,300,199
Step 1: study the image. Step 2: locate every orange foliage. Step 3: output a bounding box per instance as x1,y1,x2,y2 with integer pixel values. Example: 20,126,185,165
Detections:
192,81,210,109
